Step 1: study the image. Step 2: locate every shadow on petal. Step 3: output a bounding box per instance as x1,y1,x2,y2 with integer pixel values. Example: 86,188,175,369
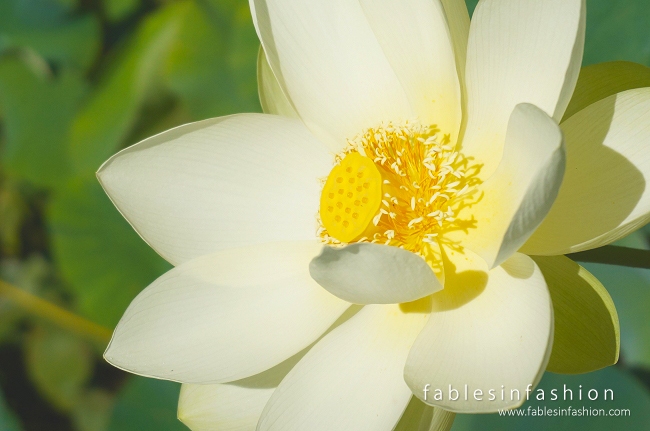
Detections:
431,248,488,312
524,93,646,254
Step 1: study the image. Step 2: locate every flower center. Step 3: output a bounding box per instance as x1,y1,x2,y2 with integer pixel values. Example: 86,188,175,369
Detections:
319,152,383,242
318,121,480,257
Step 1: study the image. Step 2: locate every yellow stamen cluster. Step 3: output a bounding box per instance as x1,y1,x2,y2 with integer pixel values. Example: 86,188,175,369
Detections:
318,121,480,257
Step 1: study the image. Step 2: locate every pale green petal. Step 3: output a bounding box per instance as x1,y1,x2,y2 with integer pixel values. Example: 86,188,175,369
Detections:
393,397,432,431
104,241,349,384
428,408,456,431
563,61,650,121
257,303,429,431
309,243,442,304
97,114,331,265
394,397,455,431
257,47,298,118
584,261,650,369
522,88,650,255
533,255,619,374
461,0,585,177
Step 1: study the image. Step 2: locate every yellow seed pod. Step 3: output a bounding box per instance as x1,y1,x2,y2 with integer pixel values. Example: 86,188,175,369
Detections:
320,152,382,243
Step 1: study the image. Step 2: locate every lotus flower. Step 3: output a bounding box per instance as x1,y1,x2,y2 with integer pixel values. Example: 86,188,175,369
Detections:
98,0,650,429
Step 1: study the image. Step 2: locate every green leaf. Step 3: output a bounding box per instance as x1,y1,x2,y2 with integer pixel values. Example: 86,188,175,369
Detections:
464,0,479,16
0,2,100,71
563,62,650,121
584,0,650,67
164,1,261,119
0,255,52,343
102,0,141,23
464,0,650,67
48,177,171,328
533,255,619,374
453,367,650,430
24,325,93,411
0,389,22,431
108,377,187,431
0,179,28,256
70,2,188,175
71,389,113,431
0,58,86,187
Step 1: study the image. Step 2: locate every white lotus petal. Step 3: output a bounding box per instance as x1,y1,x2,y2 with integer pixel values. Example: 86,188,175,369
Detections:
257,47,298,118
440,0,470,129
179,382,272,431
97,114,331,265
405,250,553,413
452,104,565,269
309,243,442,304
523,88,650,255
177,350,302,431
104,241,349,384
258,303,430,431
462,0,585,176
177,306,363,430
250,0,413,152
359,0,461,141
394,397,456,431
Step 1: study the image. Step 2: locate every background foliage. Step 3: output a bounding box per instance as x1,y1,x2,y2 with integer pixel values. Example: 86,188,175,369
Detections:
0,0,648,430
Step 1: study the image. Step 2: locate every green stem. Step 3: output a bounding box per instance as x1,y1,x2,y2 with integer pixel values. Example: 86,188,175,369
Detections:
0,279,112,345
567,245,650,270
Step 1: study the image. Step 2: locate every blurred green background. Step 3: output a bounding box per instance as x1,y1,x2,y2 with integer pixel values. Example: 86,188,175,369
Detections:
0,0,649,430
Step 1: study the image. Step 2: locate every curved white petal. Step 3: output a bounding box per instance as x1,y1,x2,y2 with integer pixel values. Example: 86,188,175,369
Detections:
309,243,442,304
523,88,650,255
104,241,349,384
177,352,301,431
258,303,430,431
97,114,331,265
249,0,413,152
177,306,364,431
452,104,565,269
405,250,553,413
462,0,585,176
440,0,470,84
179,382,272,431
257,47,298,118
440,0,470,134
358,0,461,141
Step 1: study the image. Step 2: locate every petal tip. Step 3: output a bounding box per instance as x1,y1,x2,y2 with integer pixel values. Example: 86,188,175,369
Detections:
310,243,441,304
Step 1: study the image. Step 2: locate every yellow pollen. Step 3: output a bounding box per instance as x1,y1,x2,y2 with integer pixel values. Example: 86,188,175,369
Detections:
318,120,481,256
320,152,383,242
